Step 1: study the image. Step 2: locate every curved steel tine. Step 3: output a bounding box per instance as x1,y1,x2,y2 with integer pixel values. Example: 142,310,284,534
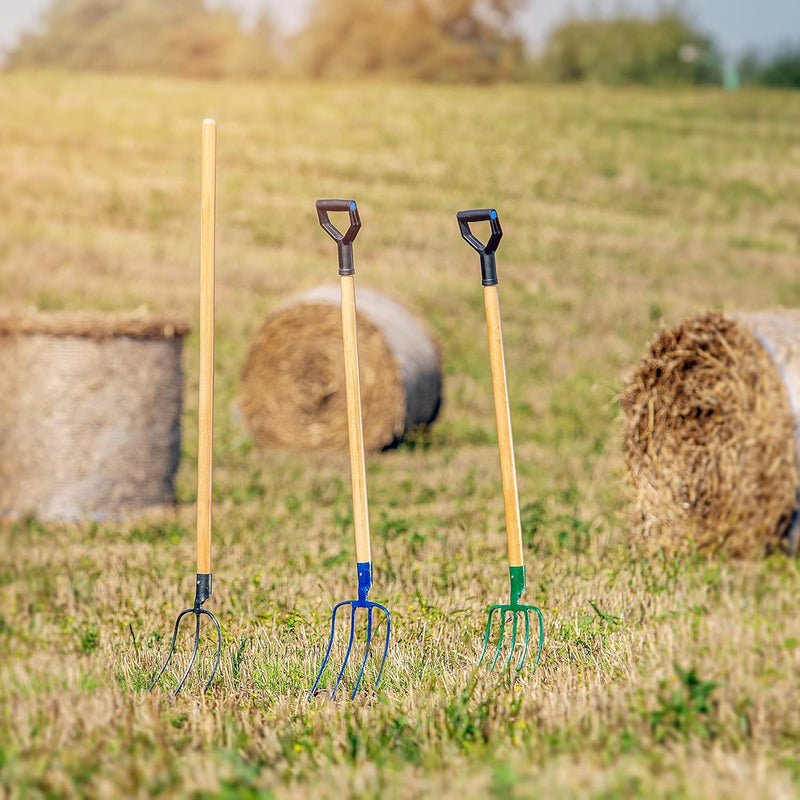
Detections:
351,605,373,700
504,610,519,671
372,604,391,694
200,608,223,694
331,603,357,699
532,606,544,670
478,605,499,667
308,601,345,699
149,606,194,692
489,609,508,672
173,610,203,696
517,609,531,671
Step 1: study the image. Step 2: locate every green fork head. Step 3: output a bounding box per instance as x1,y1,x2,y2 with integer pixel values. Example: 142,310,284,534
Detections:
478,566,544,673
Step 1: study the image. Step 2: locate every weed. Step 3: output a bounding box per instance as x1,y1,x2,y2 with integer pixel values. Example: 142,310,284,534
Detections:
648,664,720,742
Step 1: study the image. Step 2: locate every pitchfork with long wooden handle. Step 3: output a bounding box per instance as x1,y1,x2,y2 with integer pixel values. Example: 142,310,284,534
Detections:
150,119,222,695
308,199,391,700
457,208,544,674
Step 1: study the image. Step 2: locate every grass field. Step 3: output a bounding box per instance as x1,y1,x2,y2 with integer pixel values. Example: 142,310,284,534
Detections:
2,72,800,799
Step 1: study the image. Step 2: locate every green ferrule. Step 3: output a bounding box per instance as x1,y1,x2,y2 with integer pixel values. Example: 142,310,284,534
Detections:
509,565,526,607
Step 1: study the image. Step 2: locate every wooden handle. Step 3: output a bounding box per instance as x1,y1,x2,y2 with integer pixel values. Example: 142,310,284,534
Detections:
197,118,216,574
483,284,523,568
340,274,371,564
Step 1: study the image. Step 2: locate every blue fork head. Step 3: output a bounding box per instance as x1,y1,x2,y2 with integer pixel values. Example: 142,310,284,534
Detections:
477,566,544,674
308,562,392,700
149,573,222,696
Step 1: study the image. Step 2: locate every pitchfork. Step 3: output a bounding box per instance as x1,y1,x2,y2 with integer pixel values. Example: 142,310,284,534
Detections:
308,199,391,700
149,119,222,695
457,208,544,674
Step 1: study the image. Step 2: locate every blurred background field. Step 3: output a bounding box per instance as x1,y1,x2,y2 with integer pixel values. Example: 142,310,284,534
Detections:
1,2,800,797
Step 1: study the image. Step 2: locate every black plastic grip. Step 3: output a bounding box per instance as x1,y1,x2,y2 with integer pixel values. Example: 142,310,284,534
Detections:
457,208,503,285
316,199,361,275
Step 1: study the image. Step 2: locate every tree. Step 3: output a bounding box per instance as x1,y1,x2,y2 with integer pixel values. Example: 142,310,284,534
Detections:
6,0,280,78
759,44,800,88
293,0,526,82
540,8,721,86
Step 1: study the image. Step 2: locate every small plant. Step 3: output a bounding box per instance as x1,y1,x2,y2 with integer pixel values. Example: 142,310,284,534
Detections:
231,637,248,683
648,663,720,742
78,623,100,654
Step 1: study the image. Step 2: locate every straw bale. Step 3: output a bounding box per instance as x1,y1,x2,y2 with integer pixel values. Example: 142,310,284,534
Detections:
239,286,442,452
620,310,800,558
0,311,189,340
0,312,189,520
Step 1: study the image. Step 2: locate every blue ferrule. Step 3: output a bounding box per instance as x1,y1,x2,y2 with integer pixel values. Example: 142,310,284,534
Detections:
356,561,372,602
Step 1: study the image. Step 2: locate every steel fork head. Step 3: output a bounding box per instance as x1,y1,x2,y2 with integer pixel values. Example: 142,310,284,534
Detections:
149,575,222,696
477,565,544,674
308,562,391,700
308,598,391,700
478,602,544,673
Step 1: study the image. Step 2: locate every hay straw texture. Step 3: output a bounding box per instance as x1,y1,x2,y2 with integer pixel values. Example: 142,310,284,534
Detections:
0,312,188,520
620,310,800,558
239,286,442,452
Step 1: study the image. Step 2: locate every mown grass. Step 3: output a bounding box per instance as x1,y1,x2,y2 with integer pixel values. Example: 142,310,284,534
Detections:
1,72,800,798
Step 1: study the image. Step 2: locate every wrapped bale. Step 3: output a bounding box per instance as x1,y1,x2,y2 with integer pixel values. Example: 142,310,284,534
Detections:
0,312,189,521
239,286,441,452
620,310,800,557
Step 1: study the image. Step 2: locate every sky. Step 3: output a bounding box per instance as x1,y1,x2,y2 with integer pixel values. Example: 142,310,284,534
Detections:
0,0,798,60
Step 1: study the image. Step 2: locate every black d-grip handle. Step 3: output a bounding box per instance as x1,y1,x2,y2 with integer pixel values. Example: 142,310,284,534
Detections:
457,208,503,286
316,199,361,276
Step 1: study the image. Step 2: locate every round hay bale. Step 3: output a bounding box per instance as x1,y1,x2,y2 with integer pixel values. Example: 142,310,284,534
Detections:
0,311,190,521
620,309,800,558
238,286,442,452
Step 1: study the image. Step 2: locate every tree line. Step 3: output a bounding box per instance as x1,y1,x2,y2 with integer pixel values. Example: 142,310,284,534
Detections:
7,0,800,87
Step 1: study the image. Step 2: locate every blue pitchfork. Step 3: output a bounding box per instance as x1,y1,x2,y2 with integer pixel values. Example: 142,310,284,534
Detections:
308,199,391,700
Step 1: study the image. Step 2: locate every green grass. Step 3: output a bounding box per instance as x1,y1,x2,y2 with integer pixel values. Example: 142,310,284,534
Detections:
1,72,800,798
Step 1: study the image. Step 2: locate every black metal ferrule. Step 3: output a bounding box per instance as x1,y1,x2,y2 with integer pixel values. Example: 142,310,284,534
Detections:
316,199,361,276
480,252,498,286
338,243,355,276
457,208,502,285
194,573,212,608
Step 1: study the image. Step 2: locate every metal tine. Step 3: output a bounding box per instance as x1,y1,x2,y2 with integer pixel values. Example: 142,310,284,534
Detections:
504,610,519,671
149,606,222,696
531,606,545,670
372,604,391,692
309,601,391,700
518,610,531,671
308,601,344,699
478,605,499,668
355,603,391,699
489,609,507,672
149,608,189,690
332,605,359,699
175,612,203,695
352,605,374,700
478,605,545,675
201,608,223,693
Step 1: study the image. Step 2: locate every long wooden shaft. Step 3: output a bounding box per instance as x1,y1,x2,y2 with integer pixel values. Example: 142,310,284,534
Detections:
197,118,216,575
340,274,371,564
483,284,523,568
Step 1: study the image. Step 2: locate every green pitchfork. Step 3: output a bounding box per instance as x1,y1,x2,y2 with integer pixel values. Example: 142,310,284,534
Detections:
457,208,544,674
